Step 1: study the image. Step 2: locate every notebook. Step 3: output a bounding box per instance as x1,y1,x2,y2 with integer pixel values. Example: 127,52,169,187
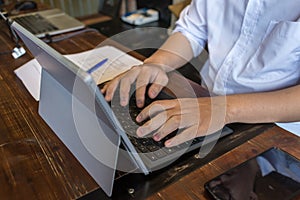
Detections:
10,8,85,38
11,21,233,197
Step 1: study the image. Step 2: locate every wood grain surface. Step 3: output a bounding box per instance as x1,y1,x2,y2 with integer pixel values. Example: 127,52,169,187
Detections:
0,21,299,200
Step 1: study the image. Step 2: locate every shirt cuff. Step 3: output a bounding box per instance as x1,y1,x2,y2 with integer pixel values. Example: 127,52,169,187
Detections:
172,28,204,57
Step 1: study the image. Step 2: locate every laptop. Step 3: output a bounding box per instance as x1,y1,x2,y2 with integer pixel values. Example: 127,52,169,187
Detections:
11,21,233,196
10,8,85,38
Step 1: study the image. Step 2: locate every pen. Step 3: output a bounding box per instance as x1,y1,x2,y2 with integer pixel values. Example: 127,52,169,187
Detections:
87,58,108,74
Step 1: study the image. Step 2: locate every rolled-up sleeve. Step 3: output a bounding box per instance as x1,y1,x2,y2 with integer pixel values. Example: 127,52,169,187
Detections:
173,0,208,57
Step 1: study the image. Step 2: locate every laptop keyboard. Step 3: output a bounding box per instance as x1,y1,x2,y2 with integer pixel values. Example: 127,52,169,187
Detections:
110,89,227,162
14,14,58,35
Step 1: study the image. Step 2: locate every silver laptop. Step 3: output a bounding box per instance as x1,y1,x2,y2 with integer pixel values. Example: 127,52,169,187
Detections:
11,21,233,197
10,8,85,38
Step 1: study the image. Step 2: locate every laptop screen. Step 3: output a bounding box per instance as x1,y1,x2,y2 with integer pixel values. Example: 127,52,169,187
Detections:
11,21,125,197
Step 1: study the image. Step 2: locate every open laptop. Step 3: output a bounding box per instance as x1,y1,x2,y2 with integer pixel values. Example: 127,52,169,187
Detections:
10,8,85,38
11,21,233,196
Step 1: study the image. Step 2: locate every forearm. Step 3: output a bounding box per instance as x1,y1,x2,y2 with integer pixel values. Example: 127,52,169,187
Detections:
226,85,300,124
143,32,194,72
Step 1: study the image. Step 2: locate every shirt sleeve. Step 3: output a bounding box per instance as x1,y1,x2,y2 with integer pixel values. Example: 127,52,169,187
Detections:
172,0,208,57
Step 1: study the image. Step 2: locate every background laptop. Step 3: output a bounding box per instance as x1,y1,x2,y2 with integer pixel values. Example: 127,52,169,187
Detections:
10,8,85,38
12,21,233,196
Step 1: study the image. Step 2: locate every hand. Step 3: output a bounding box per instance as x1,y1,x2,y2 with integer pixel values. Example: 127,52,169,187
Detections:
135,97,228,147
101,63,169,108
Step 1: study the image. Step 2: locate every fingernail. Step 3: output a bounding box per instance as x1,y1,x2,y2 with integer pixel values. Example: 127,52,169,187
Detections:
136,100,143,108
136,115,141,122
165,140,172,147
153,133,160,141
105,96,110,101
136,128,143,137
150,90,157,98
120,97,127,106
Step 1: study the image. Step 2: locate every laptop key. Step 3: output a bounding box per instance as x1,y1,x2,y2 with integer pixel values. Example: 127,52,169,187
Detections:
14,14,58,35
153,149,167,159
144,152,158,161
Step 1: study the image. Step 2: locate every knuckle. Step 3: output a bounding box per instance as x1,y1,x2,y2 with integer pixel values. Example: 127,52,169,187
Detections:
172,116,181,127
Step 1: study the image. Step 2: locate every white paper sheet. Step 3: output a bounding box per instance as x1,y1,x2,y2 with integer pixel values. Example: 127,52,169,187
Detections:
276,122,300,137
14,46,142,101
14,59,42,101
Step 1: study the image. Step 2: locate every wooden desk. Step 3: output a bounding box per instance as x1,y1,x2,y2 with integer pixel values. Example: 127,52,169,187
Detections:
0,21,299,200
146,126,300,200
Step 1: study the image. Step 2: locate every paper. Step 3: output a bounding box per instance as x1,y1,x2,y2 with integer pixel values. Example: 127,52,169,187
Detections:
14,59,42,101
14,46,142,101
276,122,300,137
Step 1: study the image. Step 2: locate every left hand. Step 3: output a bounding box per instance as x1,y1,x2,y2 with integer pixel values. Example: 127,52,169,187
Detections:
135,97,228,147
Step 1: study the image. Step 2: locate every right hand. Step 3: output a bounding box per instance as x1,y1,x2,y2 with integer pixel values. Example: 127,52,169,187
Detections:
101,63,169,108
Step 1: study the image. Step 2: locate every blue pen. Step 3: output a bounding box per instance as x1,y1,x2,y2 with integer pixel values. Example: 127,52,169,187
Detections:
87,58,108,74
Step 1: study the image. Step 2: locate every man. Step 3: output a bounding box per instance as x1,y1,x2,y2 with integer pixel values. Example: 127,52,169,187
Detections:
102,0,300,147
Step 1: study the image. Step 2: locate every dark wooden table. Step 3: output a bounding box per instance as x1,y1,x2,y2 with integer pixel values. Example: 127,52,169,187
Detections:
0,21,299,200
146,125,300,200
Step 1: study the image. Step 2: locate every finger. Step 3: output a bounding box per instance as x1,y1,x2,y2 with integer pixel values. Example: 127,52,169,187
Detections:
136,108,169,137
100,83,107,93
103,79,120,102
119,78,132,106
152,115,181,141
164,126,198,147
136,100,177,123
118,68,141,106
135,72,153,108
135,66,168,107
148,83,165,99
102,70,130,100
135,83,147,108
148,74,169,99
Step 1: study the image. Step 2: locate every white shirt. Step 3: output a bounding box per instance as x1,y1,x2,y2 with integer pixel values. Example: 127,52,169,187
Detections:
173,0,300,135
